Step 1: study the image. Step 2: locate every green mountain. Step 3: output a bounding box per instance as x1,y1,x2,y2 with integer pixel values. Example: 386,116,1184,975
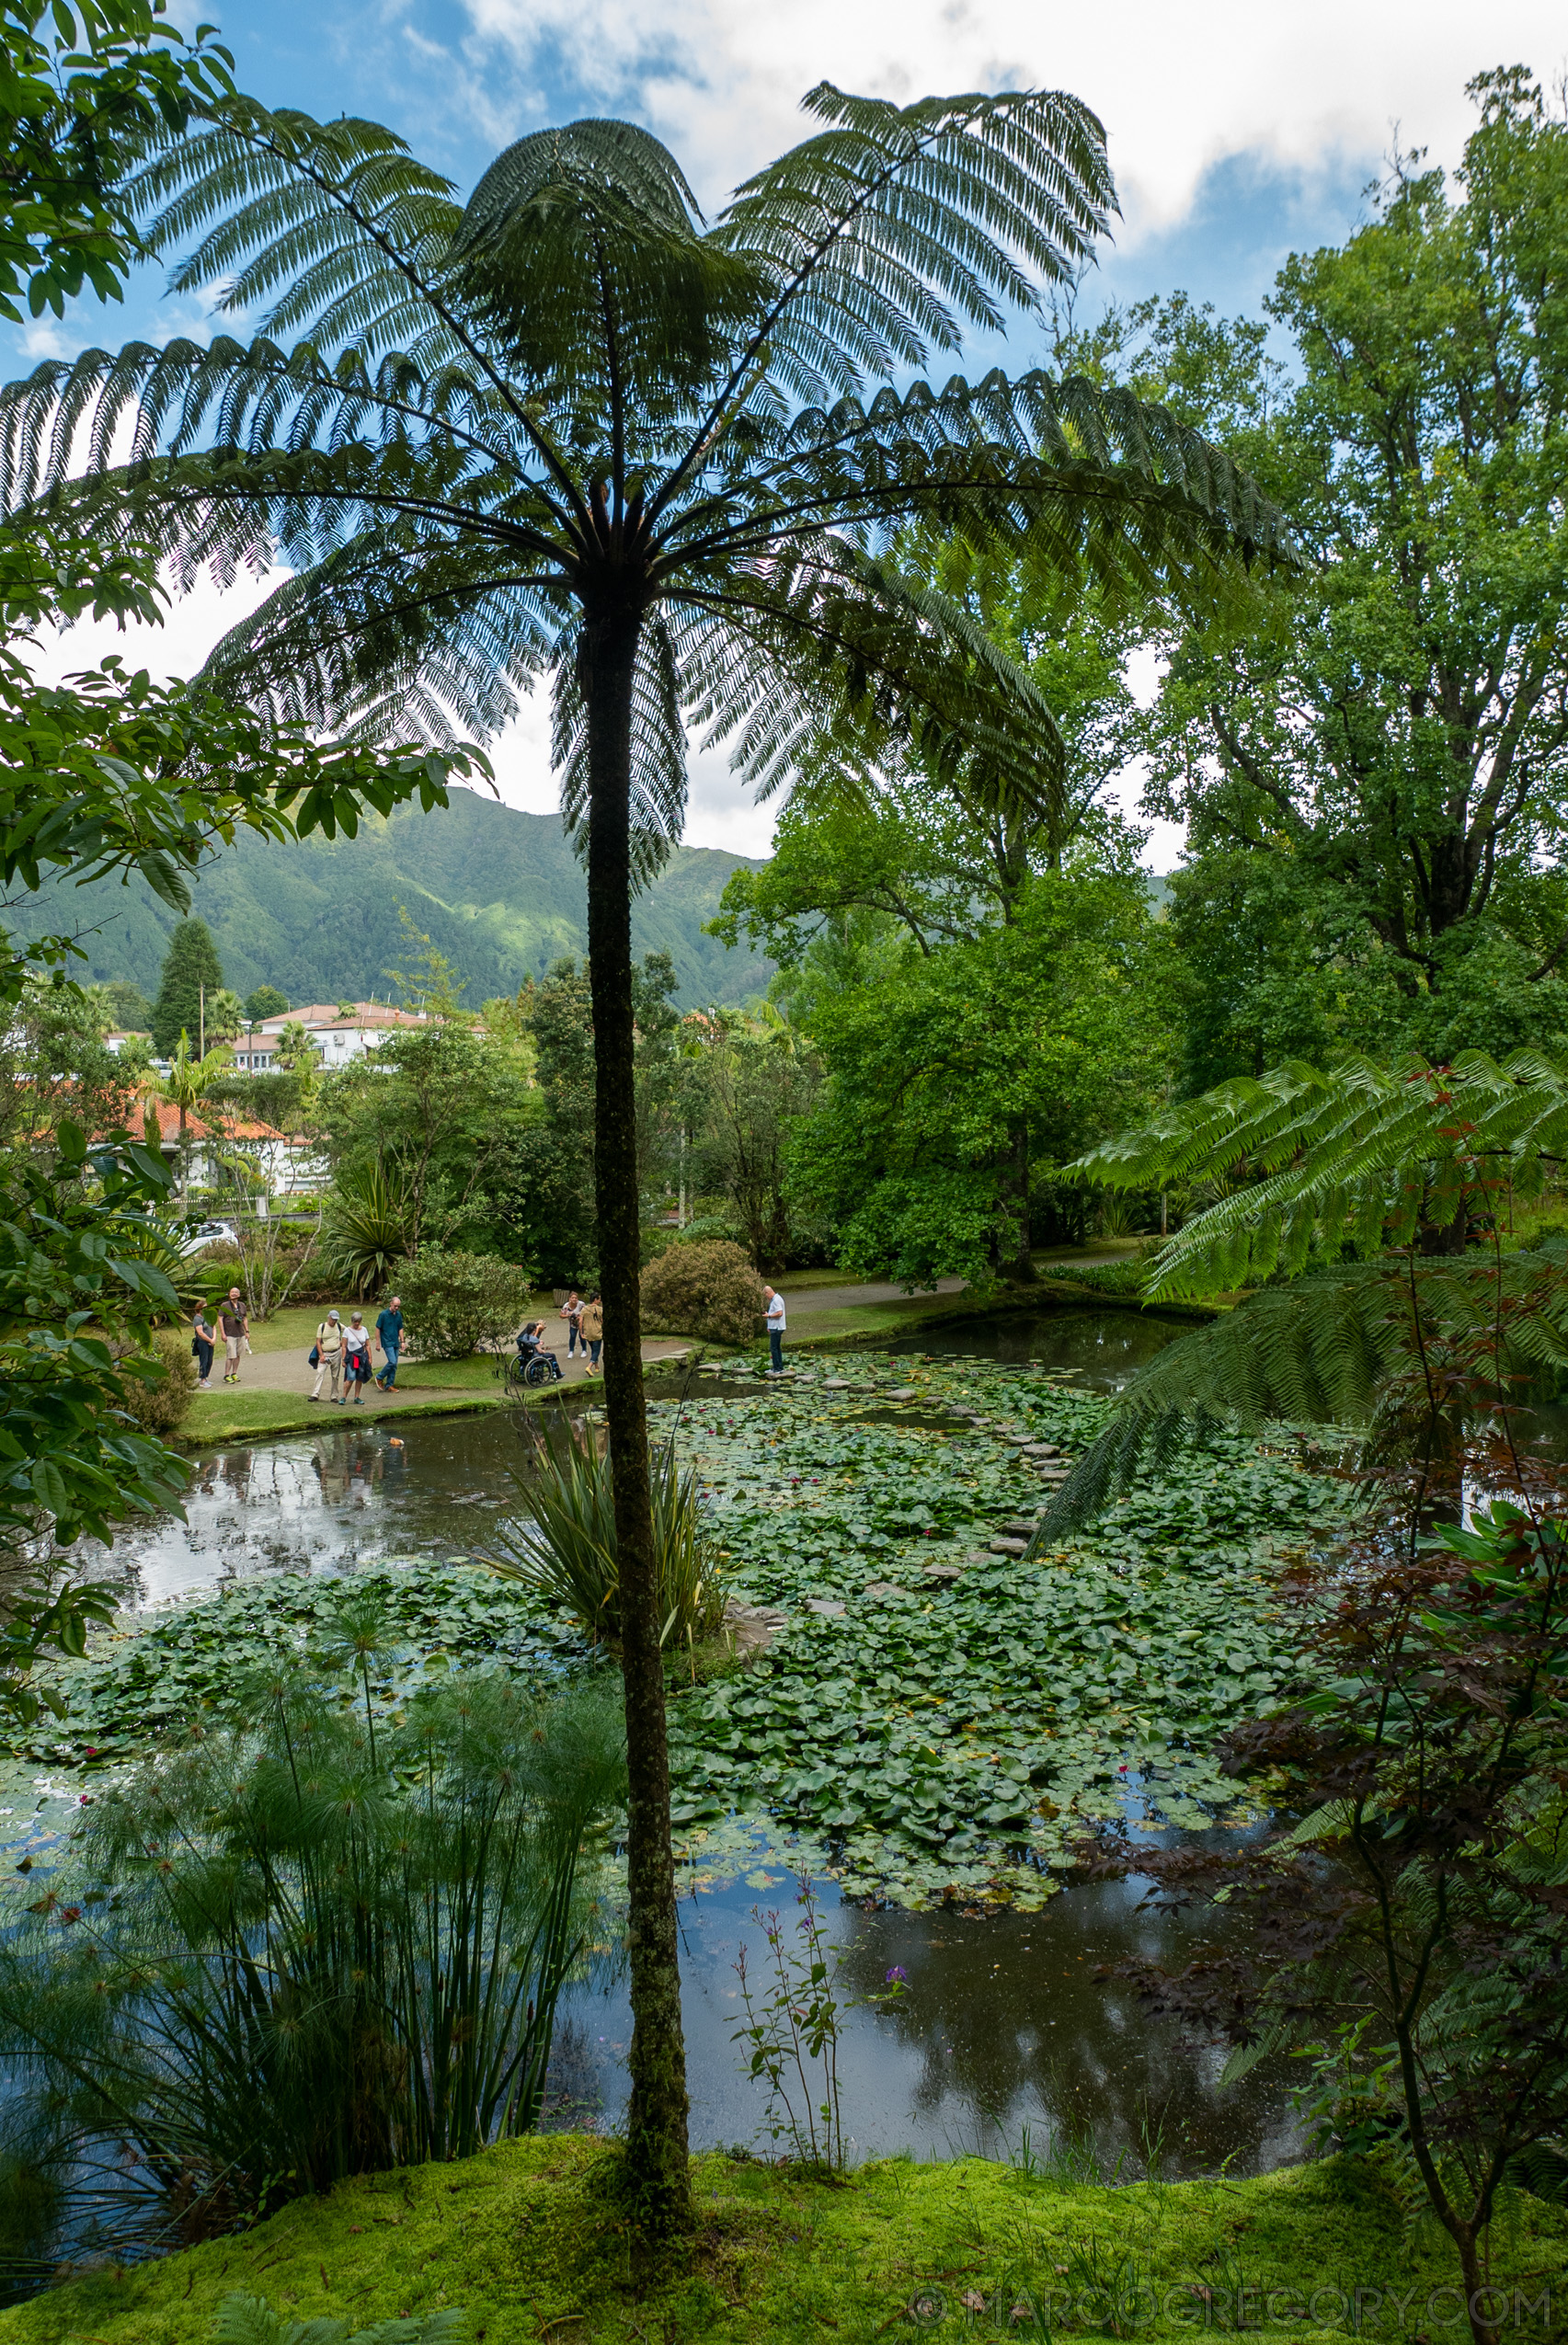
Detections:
11,788,773,1009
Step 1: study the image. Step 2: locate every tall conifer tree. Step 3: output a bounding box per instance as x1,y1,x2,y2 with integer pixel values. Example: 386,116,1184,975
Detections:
151,919,223,1055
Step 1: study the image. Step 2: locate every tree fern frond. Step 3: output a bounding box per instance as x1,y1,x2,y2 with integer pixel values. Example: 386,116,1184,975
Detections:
1070,1053,1568,1300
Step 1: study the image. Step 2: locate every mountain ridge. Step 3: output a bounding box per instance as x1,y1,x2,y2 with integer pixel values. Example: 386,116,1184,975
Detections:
8,789,773,1009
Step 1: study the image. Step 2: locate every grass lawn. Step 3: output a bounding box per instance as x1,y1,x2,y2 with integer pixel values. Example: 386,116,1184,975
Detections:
6,2136,1562,2345
179,1387,504,1443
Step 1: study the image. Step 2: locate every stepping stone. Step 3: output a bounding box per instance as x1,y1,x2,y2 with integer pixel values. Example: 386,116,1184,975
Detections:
723,1600,790,1656
1023,1443,1059,1458
805,1597,846,1618
863,1581,910,1601
886,1385,920,1401
990,1537,1029,1557
823,1378,853,1390
1000,1519,1040,1537
921,1563,966,1583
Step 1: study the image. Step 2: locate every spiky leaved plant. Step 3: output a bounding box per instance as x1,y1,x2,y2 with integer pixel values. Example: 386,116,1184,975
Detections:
0,86,1292,2228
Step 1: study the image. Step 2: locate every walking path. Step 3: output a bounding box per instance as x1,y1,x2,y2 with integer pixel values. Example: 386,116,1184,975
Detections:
783,1254,1126,1317
213,1334,692,1411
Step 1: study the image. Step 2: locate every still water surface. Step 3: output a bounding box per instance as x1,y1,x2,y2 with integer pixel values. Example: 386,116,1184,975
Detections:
17,1308,1302,2176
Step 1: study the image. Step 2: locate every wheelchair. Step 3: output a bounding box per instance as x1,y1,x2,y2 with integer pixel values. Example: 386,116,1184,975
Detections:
505,1347,562,1392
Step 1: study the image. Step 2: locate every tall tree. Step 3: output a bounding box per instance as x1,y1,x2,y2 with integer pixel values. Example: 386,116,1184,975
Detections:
0,86,1289,2231
149,916,223,1055
1103,73,1568,1009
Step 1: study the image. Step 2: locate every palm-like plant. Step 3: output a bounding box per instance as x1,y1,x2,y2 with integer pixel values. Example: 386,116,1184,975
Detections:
156,1030,230,1204
321,1158,413,1297
0,86,1291,2226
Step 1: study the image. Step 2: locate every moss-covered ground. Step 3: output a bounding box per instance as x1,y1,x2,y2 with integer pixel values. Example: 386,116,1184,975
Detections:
5,2143,1562,2345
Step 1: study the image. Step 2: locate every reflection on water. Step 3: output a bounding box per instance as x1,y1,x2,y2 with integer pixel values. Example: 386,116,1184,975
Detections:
558,1871,1300,2177
892,1308,1192,1390
83,1414,528,1609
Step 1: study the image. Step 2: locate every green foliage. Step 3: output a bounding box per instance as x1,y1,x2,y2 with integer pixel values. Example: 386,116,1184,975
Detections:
395,1245,534,1361
0,1116,189,1565
786,870,1179,1287
241,984,289,1020
0,1662,625,2229
320,1019,533,1264
112,1323,197,1435
6,2137,1566,2345
682,1019,821,1271
0,0,235,325
322,1161,413,1298
95,977,151,1031
1,1574,118,1733
210,2295,464,2345
641,1241,766,1346
1038,1050,1568,1540
1081,1050,1568,1298
149,918,223,1055
486,1423,727,1653
1108,77,1568,1009
1104,1502,1568,2339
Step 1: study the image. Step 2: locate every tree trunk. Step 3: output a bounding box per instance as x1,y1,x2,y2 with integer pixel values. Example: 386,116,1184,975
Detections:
1001,1115,1035,1282
582,601,692,2241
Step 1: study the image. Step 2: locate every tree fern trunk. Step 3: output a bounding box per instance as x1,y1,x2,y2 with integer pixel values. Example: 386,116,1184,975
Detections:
583,600,692,2239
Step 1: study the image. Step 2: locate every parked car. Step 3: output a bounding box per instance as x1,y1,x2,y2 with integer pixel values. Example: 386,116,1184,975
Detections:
178,1219,238,1258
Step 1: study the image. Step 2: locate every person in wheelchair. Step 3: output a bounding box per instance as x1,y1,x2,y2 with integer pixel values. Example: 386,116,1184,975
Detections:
514,1320,563,1382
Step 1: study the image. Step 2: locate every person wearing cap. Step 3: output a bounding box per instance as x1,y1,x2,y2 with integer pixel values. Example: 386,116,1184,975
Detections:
312,1308,347,1402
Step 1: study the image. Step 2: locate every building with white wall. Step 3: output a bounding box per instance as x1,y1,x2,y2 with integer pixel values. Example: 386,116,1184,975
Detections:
235,1001,429,1073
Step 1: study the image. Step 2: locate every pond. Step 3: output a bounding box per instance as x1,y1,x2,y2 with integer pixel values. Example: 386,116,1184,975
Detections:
7,1305,1318,2183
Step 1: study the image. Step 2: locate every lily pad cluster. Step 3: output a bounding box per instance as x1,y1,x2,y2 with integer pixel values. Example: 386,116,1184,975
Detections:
658,1355,1348,1908
21,1351,1349,1914
29,1566,589,1767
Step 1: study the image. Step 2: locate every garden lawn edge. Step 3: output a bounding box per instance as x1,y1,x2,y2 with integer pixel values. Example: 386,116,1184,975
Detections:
6,2145,1564,2345
175,1389,508,1443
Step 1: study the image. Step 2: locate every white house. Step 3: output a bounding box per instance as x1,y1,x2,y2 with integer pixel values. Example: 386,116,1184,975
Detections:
235,1001,430,1072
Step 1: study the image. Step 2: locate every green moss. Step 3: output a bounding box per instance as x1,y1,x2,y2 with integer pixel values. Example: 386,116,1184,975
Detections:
5,2146,1563,2345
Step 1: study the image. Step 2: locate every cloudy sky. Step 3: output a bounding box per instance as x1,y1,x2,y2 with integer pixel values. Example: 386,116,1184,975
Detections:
12,0,1567,862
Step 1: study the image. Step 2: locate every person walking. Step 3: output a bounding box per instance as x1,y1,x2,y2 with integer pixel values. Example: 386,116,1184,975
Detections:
763,1284,786,1375
579,1291,603,1375
219,1287,249,1384
560,1287,583,1357
190,1305,214,1389
374,1293,403,1389
343,1310,373,1404
311,1308,347,1402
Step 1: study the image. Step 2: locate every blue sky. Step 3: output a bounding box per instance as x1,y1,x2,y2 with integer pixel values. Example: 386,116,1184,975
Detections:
12,0,1566,858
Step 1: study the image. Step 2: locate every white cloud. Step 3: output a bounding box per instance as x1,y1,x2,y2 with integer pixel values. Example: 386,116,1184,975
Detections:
460,0,1565,240
20,566,782,859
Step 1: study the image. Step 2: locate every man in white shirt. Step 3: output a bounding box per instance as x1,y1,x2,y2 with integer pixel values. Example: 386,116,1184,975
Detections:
763,1284,786,1374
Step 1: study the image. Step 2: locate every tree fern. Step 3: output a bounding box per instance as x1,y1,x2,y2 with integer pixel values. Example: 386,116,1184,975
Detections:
1036,1052,1568,1545
0,81,1294,2231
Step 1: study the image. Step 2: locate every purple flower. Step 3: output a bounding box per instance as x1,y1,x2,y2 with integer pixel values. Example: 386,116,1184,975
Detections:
886,1964,908,1985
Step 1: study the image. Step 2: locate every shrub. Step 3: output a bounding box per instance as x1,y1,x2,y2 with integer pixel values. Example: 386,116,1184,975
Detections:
396,1245,535,1359
641,1239,765,1345
485,1423,726,1653
115,1328,198,1436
